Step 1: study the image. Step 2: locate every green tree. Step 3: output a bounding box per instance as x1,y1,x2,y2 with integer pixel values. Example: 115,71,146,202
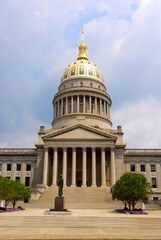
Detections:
0,177,31,209
10,180,31,209
112,172,152,210
0,176,14,209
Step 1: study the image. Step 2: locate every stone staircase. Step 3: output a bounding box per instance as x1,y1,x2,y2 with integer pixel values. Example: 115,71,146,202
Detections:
21,186,122,209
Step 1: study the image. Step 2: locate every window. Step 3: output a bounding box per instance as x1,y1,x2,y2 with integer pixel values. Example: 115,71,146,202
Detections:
25,177,30,187
17,164,21,171
152,178,157,188
7,164,11,171
79,96,83,113
151,165,155,172
141,165,145,172
16,177,20,181
68,97,71,114
26,164,31,171
63,98,66,115
130,164,135,172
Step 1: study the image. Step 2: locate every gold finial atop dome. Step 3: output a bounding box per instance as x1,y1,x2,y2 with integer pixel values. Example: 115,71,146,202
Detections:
77,29,88,60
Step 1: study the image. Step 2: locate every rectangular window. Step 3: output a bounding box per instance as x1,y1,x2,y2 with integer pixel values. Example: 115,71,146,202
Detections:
16,177,20,181
63,98,66,115
25,177,30,187
130,164,135,172
7,164,11,171
73,96,77,113
68,97,71,114
91,97,95,114
26,164,31,171
141,165,145,172
152,178,157,188
79,96,83,113
17,164,21,171
151,165,155,172
97,98,100,115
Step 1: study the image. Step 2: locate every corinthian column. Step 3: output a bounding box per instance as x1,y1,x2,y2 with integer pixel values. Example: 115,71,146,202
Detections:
110,148,115,186
72,148,76,187
43,148,48,186
101,148,106,187
52,148,58,186
82,147,87,187
92,148,96,187
63,147,67,186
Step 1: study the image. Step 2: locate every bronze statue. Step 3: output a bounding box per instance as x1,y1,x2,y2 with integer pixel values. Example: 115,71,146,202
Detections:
57,174,63,197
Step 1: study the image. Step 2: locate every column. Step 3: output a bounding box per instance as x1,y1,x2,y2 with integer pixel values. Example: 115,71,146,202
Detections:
92,148,96,187
63,148,67,186
109,105,111,120
89,96,91,113
72,148,76,187
11,162,16,181
30,162,34,187
101,148,106,187
52,148,58,185
61,98,63,116
1,162,7,177
145,163,151,183
104,101,106,117
77,96,79,113
95,97,97,114
110,148,115,186
21,162,26,185
82,147,87,187
58,100,60,117
71,96,73,113
66,97,68,114
136,163,140,173
83,95,86,113
43,148,48,186
156,163,161,188
107,103,108,119
126,163,130,172
100,99,102,115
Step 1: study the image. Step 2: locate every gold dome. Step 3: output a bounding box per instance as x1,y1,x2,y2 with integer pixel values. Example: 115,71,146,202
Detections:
61,30,104,83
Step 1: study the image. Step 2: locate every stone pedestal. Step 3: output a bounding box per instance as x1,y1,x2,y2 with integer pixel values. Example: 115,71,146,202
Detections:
50,196,66,211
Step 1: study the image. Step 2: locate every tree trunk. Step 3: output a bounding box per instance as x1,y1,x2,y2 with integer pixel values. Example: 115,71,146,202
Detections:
12,201,16,209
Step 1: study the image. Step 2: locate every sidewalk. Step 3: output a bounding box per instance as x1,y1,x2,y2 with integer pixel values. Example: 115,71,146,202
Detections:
0,208,161,239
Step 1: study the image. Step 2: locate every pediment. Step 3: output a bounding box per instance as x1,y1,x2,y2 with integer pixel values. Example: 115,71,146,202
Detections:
42,124,116,142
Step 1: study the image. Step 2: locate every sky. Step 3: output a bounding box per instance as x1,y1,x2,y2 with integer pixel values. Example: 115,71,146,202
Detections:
0,0,161,148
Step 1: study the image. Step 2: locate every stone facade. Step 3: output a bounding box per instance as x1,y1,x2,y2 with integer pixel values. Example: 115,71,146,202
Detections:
0,31,161,202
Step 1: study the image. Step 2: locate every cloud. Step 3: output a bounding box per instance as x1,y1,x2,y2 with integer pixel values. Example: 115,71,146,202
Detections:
0,0,161,148
112,96,161,148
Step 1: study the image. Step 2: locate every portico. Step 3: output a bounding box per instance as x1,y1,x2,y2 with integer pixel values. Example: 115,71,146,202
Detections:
43,146,115,188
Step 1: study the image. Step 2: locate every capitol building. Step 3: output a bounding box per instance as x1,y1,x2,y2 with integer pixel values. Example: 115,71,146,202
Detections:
0,31,161,203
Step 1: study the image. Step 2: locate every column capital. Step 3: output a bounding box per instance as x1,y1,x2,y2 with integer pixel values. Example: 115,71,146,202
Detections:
101,147,105,152
82,147,86,151
72,147,76,152
92,147,96,152
53,147,58,151
44,147,48,151
62,147,67,151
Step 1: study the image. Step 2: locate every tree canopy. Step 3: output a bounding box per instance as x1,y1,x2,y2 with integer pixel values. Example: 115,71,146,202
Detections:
112,172,152,210
0,176,31,209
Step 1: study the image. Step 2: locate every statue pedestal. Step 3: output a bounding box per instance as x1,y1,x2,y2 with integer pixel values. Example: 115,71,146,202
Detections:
50,196,67,211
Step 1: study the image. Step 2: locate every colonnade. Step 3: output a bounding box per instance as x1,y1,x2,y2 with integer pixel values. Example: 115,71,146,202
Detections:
54,95,111,120
43,147,115,187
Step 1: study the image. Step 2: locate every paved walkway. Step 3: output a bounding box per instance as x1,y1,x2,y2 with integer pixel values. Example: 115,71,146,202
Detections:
0,209,161,239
